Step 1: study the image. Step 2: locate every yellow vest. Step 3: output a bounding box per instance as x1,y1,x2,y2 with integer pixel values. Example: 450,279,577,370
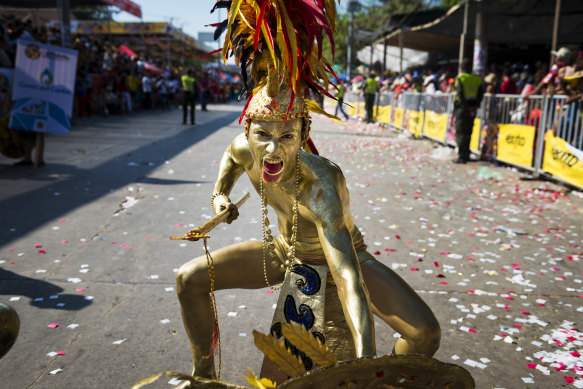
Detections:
365,77,378,94
182,75,196,93
455,72,481,101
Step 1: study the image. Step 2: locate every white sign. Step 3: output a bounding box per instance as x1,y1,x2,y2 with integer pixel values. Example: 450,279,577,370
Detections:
9,40,78,135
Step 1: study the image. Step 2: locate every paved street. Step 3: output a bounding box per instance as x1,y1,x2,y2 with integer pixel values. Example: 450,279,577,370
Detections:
0,104,582,389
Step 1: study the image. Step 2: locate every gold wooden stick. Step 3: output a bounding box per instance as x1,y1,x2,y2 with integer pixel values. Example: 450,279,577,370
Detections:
169,191,251,241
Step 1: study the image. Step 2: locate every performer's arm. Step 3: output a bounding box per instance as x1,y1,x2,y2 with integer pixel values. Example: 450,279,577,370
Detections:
212,135,247,222
315,187,376,358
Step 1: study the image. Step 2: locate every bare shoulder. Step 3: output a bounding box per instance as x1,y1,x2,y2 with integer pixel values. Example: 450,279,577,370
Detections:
302,152,348,221
229,133,252,166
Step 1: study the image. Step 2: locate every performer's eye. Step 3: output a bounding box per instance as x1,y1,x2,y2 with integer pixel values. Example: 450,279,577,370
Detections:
256,130,269,137
280,134,294,140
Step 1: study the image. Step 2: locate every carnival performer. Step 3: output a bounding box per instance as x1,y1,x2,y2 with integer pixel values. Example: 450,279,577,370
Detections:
176,0,439,384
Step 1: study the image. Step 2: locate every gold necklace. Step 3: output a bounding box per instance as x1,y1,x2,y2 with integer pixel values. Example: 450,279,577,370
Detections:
261,151,300,290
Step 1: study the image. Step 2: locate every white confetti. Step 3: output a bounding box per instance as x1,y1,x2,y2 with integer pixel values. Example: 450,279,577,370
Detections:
113,339,127,345
227,312,238,317
49,368,63,375
160,319,171,324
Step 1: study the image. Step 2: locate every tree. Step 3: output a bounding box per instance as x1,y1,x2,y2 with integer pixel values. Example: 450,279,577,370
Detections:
72,6,119,21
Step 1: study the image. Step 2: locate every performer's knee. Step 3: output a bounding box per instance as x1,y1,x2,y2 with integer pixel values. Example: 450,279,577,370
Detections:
176,259,208,298
415,319,441,355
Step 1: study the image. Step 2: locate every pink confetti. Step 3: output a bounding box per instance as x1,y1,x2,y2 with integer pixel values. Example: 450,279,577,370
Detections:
527,363,536,369
564,377,575,384
47,323,59,328
410,267,419,271
514,324,522,329
265,290,273,294
440,281,447,285
34,243,42,248
9,248,15,251
373,251,381,255
61,240,68,244
439,251,450,255
385,248,396,252
59,218,66,222
146,236,152,239
57,351,65,356
468,328,477,333
76,288,85,292
520,310,530,315
176,223,184,227
10,262,15,265
38,249,46,254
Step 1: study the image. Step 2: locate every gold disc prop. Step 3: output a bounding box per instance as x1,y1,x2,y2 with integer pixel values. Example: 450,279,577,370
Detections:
0,303,20,360
278,354,475,389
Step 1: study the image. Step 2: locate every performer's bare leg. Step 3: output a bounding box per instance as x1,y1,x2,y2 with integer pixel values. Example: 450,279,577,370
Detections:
359,251,441,356
176,241,285,379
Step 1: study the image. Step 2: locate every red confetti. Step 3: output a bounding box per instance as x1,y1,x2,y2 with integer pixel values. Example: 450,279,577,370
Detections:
440,281,447,285
564,377,575,384
433,261,440,267
38,250,46,254
385,248,396,252
520,310,530,315
526,363,536,369
410,267,419,271
57,351,65,356
394,235,401,239
47,323,59,328
439,251,450,255
374,251,381,255
468,328,476,333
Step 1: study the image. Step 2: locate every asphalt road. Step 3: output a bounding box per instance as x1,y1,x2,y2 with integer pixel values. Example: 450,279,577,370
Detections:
0,103,582,389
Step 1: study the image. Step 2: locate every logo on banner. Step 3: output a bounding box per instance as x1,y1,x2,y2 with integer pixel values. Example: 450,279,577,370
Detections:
24,44,40,60
505,135,526,146
40,69,53,85
551,147,579,167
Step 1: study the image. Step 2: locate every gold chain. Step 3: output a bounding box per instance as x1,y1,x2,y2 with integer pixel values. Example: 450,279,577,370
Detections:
202,237,221,380
261,151,301,289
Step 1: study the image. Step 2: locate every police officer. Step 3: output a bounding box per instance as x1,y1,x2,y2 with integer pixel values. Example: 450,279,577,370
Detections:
453,59,483,164
181,69,197,125
363,72,379,123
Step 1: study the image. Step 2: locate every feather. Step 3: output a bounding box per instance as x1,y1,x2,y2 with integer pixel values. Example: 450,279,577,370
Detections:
214,19,229,41
252,330,306,377
210,0,231,14
239,91,254,124
281,322,338,368
254,2,267,51
222,0,244,61
199,48,221,60
244,368,277,389
304,136,319,155
305,99,343,123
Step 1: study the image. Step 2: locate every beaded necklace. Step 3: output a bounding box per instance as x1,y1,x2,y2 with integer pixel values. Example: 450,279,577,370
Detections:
261,151,301,290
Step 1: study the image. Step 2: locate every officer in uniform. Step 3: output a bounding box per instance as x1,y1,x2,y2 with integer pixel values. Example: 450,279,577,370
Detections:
363,72,379,123
181,69,197,125
453,59,483,163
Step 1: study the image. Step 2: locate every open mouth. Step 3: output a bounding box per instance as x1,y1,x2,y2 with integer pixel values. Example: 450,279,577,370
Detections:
262,157,284,182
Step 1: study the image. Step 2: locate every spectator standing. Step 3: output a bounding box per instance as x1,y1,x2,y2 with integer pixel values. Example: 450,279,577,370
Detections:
127,70,139,110
453,58,484,164
363,72,379,123
199,73,209,111
181,69,197,125
527,47,571,97
141,73,152,110
157,76,169,111
500,69,517,94
334,82,349,120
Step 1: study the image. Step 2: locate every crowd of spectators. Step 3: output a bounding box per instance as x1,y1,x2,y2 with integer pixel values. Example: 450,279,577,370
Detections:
346,47,583,103
0,14,242,122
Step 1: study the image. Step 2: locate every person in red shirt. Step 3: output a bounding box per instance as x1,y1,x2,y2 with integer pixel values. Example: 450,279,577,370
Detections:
500,69,517,94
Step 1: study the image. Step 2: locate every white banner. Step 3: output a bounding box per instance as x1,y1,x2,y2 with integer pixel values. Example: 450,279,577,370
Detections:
9,40,78,135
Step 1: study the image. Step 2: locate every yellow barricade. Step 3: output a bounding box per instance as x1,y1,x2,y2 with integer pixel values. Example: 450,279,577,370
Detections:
358,102,366,118
407,110,424,138
393,107,404,128
470,118,482,152
423,111,448,142
496,123,535,167
377,105,392,124
345,102,357,116
543,131,583,188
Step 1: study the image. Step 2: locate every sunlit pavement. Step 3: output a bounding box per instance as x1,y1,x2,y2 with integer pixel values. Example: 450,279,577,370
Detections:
0,105,582,388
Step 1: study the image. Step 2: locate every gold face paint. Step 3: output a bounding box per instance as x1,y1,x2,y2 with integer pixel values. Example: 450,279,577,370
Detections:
247,118,303,184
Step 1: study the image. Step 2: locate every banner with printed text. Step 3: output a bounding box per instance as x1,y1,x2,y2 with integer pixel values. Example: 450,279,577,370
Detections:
9,40,78,135
470,118,482,152
542,131,583,189
408,110,423,138
496,123,535,167
423,111,448,142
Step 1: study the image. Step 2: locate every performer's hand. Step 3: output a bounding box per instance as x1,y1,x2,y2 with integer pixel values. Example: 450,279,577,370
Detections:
212,195,239,224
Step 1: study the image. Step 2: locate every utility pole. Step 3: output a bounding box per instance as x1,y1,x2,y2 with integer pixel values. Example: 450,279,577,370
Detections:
56,0,71,47
347,1,361,81
458,0,469,73
550,0,562,65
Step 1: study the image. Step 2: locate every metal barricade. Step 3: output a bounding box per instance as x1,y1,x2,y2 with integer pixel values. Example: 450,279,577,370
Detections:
422,93,453,144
